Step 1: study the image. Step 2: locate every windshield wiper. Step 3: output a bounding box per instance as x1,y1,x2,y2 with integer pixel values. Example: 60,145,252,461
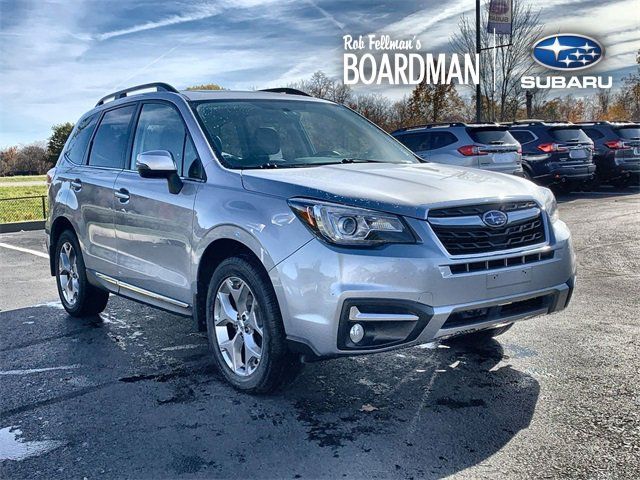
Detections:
339,158,380,164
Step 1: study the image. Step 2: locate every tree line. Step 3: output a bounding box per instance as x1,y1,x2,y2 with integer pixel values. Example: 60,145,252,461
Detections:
1,123,73,176
2,0,638,178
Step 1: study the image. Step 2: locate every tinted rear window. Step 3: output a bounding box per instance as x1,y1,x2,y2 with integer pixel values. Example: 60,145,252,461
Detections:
582,128,604,140
550,128,591,143
467,128,517,144
510,130,535,144
65,114,98,164
615,127,640,139
430,131,457,149
89,105,136,169
396,132,430,151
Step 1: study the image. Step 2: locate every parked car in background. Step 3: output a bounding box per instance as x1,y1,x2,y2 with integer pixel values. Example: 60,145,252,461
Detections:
392,123,523,176
506,121,595,191
576,121,640,187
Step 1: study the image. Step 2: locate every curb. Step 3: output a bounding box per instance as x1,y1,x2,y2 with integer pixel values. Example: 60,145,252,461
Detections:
0,221,45,234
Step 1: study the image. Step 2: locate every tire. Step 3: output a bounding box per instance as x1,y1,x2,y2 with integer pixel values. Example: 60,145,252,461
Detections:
522,170,533,182
55,230,109,317
205,255,301,393
445,323,514,344
611,177,631,189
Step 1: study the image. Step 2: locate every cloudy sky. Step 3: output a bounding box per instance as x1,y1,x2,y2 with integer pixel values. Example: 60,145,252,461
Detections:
0,0,638,146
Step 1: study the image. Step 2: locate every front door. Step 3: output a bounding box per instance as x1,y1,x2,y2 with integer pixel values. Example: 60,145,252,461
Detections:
114,101,204,305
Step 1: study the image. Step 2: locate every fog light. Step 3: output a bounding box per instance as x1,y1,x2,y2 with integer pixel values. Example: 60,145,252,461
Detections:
349,323,365,343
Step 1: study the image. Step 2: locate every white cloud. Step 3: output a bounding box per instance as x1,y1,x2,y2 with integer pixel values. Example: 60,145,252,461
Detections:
95,5,222,41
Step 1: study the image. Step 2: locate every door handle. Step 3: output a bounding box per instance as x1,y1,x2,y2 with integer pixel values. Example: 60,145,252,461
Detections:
70,179,82,191
114,188,130,202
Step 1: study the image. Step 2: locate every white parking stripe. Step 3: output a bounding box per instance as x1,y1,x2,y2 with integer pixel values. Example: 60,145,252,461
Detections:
0,365,79,375
0,242,48,259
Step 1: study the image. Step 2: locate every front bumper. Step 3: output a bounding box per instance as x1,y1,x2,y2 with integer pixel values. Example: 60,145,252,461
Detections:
272,217,576,358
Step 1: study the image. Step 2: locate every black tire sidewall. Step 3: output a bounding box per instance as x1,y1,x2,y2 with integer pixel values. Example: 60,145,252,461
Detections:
205,256,283,392
55,230,92,316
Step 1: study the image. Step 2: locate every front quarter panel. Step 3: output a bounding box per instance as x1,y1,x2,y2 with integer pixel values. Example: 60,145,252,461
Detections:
191,170,314,291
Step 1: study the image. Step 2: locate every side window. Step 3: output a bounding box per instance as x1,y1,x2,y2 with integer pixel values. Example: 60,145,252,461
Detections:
132,103,189,175
397,133,430,151
430,132,457,150
511,130,535,145
583,128,604,140
65,114,98,164
88,105,136,169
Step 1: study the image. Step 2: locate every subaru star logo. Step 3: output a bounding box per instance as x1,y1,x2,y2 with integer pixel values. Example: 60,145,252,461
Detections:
482,210,508,228
532,34,603,71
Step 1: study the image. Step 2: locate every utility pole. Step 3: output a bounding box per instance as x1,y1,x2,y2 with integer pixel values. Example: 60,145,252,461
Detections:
475,0,482,123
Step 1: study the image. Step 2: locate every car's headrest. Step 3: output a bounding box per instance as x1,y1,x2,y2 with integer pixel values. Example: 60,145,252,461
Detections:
254,127,280,156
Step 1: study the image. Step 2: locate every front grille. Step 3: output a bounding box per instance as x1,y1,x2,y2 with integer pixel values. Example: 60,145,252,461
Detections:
428,201,537,218
448,250,554,274
428,202,546,255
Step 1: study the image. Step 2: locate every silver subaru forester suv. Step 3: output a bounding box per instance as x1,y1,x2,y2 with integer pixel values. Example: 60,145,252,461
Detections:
46,83,576,393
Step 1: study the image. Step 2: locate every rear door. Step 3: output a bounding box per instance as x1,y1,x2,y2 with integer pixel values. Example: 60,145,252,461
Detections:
69,104,136,277
467,127,521,173
114,101,204,306
426,131,460,165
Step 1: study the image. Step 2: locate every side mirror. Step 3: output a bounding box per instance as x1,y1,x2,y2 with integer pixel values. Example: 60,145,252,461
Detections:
136,150,183,194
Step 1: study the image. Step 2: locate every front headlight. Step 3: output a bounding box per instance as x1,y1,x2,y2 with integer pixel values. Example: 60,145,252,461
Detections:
540,187,559,223
288,198,416,246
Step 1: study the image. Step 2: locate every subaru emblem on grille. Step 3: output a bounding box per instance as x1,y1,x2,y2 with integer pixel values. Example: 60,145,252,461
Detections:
482,210,508,228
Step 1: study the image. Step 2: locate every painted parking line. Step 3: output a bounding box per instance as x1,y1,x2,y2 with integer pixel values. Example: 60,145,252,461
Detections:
0,365,79,376
0,242,48,259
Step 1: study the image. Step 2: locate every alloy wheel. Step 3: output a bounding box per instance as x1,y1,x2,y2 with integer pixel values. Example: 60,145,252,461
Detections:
58,241,79,306
213,277,264,376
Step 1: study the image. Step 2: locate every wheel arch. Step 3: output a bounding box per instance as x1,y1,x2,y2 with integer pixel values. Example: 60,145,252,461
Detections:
193,233,275,331
49,216,76,276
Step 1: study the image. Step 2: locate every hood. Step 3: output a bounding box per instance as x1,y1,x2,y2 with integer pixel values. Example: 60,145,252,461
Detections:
241,162,543,220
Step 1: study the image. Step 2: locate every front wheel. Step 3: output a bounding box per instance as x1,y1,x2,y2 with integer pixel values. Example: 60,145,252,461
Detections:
205,256,301,393
55,230,109,316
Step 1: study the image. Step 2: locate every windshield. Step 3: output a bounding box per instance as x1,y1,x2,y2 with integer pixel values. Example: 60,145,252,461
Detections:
191,99,419,169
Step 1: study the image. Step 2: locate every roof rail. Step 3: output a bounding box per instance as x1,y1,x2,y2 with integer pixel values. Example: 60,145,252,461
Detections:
96,82,179,107
259,88,311,97
392,122,466,134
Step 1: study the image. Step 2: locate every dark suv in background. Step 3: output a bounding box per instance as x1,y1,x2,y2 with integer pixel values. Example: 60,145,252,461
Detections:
576,121,640,187
392,123,523,176
507,121,595,190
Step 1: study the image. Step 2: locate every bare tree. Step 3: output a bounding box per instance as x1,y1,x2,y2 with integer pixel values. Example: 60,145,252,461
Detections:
451,0,543,121
288,71,353,104
348,94,392,130
407,83,469,124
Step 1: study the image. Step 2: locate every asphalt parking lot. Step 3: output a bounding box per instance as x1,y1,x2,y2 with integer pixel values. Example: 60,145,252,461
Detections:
1,187,639,479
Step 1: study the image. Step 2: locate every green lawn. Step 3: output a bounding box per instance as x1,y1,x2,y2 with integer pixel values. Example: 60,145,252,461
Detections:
0,174,46,184
0,184,48,223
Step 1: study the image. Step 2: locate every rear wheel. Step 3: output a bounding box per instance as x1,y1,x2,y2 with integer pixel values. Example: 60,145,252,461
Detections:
205,255,301,393
55,230,109,316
